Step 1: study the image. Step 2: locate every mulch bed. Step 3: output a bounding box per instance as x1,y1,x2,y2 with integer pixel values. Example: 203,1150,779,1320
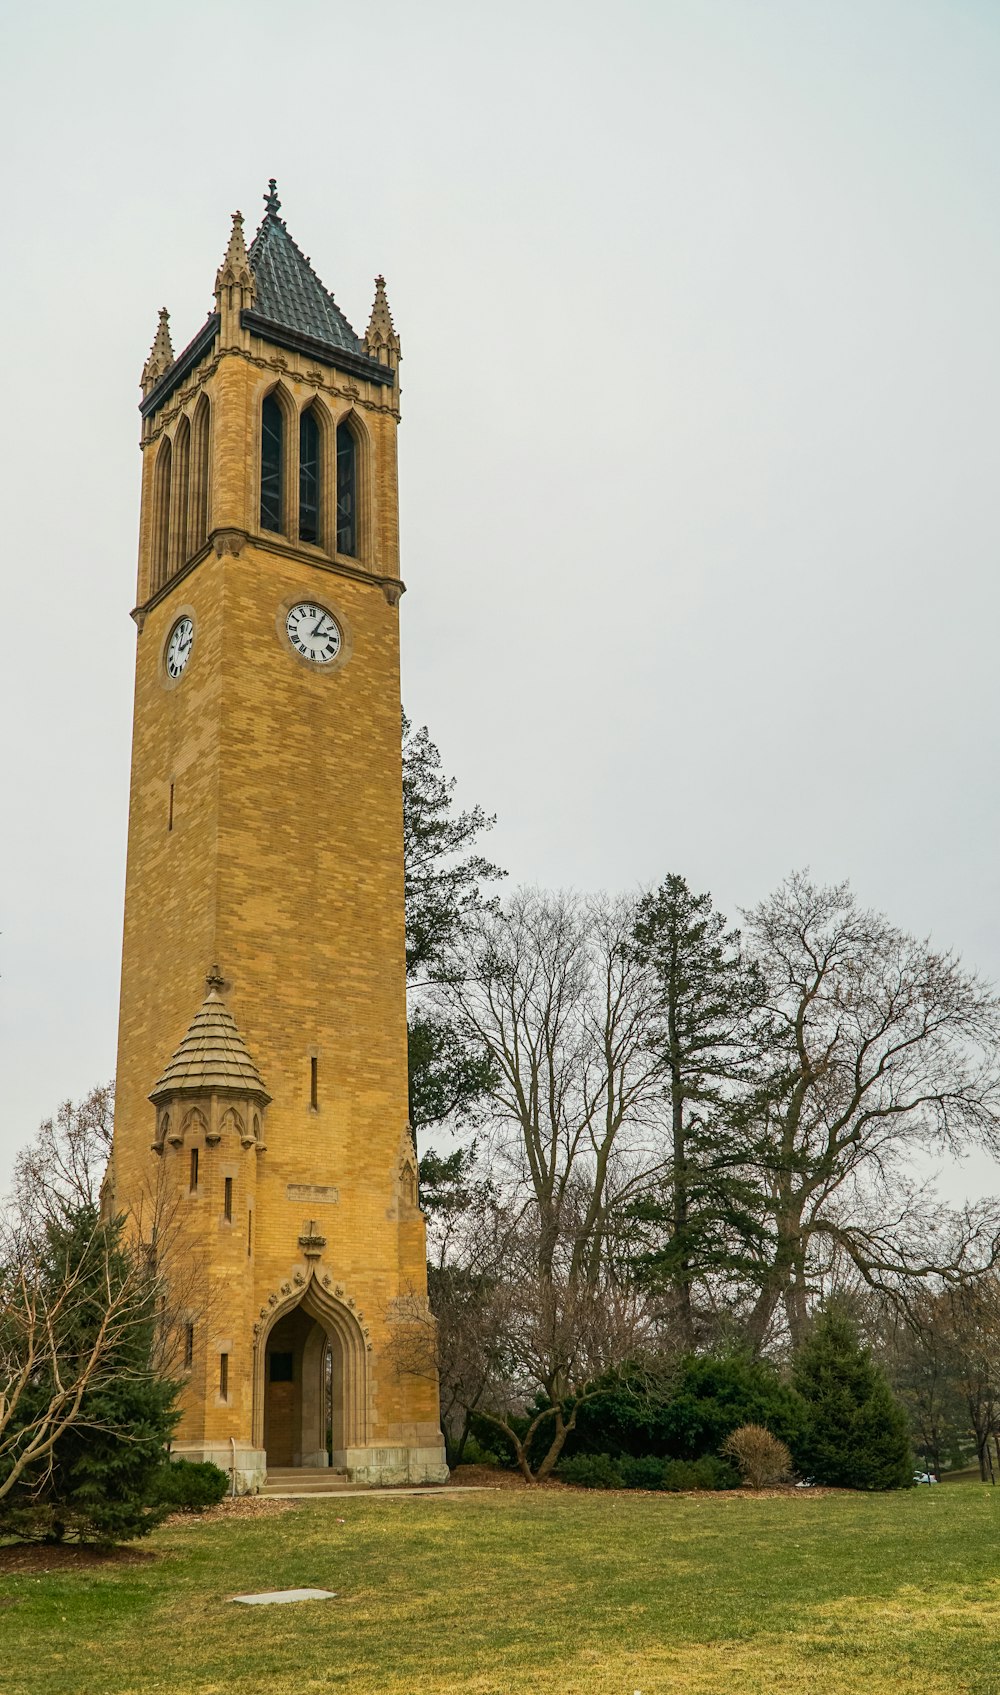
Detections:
0,1542,157,1576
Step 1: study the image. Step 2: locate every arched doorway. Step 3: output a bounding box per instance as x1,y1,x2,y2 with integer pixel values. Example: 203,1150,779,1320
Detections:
263,1307,333,1467
254,1274,369,1470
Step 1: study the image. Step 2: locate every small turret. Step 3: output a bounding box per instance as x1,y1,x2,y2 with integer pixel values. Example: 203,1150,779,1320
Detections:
215,211,256,341
363,275,400,371
141,307,174,396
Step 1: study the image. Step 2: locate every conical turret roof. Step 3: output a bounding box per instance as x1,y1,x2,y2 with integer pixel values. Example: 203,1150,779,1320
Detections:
248,179,362,356
149,972,270,1105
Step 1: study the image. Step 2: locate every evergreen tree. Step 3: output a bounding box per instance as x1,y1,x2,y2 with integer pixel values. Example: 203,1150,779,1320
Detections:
791,1305,913,1490
402,711,503,1137
0,1205,179,1543
629,875,767,1342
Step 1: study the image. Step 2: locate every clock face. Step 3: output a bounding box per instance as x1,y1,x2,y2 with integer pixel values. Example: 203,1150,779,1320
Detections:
285,602,342,665
165,617,194,679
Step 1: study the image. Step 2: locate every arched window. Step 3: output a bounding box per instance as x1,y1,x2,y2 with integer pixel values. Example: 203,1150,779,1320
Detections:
189,394,211,551
336,419,357,557
151,437,171,591
260,394,284,533
299,406,321,545
169,416,190,574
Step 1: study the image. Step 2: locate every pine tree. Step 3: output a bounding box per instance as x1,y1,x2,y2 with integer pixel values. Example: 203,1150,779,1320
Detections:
0,1205,179,1543
791,1305,913,1490
402,711,503,1137
629,874,767,1343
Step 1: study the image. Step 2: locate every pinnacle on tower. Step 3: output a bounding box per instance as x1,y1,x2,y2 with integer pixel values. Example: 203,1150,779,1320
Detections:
363,275,400,366
140,306,174,394
214,210,255,306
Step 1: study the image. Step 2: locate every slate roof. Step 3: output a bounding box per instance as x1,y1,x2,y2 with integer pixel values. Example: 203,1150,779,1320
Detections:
149,982,271,1104
248,181,362,356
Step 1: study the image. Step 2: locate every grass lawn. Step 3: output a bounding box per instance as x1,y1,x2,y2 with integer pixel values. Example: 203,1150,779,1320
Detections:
3,1485,1000,1695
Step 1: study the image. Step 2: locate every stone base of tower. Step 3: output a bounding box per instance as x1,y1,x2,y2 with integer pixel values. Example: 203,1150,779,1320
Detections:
171,1441,268,1495
168,1440,448,1494
337,1443,449,1486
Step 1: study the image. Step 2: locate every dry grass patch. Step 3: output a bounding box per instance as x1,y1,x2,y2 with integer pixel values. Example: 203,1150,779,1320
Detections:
2,1485,999,1694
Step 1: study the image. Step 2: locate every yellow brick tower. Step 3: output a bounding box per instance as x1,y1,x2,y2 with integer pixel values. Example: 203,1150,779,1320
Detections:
108,182,447,1489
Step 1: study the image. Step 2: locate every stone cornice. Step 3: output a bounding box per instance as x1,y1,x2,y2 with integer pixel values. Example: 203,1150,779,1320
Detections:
132,530,405,627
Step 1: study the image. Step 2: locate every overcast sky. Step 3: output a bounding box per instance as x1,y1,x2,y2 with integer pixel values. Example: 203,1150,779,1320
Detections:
3,0,1000,1199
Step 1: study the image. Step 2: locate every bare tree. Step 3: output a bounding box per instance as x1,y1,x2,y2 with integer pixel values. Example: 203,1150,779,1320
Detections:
438,889,666,1283
740,873,1000,1348
12,1082,115,1230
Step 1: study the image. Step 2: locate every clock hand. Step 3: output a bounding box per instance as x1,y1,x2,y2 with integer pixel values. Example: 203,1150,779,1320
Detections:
309,618,329,637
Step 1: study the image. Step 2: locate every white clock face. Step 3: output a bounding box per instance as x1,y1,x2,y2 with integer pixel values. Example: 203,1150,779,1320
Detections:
285,602,342,665
165,617,194,679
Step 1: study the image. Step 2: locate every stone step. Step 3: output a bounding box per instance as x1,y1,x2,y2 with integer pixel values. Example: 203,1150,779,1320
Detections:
261,1468,350,1496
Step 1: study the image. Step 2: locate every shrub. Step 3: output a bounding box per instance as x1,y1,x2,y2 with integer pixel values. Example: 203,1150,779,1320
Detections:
791,1306,913,1491
567,1353,806,1463
619,1455,668,1490
150,1459,229,1512
722,1424,793,1488
557,1453,624,1489
660,1456,737,1491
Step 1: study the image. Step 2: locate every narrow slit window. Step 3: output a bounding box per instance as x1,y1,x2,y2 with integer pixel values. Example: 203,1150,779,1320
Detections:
299,408,320,544
184,1323,194,1369
224,1176,233,1221
260,395,284,532
219,1352,229,1400
189,1146,199,1192
247,1209,253,1257
168,782,175,832
310,1056,318,1110
336,421,356,556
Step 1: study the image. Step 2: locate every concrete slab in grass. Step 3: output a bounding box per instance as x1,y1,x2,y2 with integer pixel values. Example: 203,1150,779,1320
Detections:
231,1588,338,1605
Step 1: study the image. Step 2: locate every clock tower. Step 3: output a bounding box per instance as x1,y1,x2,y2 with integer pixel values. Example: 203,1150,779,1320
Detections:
108,183,447,1489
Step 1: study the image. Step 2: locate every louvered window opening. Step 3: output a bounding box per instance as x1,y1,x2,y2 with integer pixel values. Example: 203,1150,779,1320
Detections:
260,395,284,532
299,409,320,544
336,422,356,556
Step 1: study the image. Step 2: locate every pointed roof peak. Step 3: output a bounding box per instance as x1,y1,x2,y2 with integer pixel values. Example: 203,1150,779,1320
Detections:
364,274,400,361
247,186,362,357
215,211,254,304
141,306,175,390
149,974,270,1105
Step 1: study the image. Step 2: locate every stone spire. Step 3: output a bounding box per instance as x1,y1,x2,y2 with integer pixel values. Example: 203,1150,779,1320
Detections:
141,307,174,396
363,275,400,369
215,210,255,304
215,210,255,343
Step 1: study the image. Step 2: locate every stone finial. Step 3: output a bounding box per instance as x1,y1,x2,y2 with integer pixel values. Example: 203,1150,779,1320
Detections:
141,307,174,394
363,275,400,366
205,963,226,995
214,210,255,308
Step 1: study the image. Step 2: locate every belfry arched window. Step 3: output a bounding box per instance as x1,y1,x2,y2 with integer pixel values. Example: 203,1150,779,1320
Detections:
336,419,357,557
260,394,284,533
299,406,321,545
152,437,171,591
189,394,211,551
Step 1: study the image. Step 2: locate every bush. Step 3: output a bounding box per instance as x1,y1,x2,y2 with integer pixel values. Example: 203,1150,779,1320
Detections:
557,1452,738,1491
722,1424,793,1488
566,1353,806,1463
149,1459,229,1512
619,1455,669,1490
791,1306,913,1491
660,1456,737,1491
557,1453,624,1489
